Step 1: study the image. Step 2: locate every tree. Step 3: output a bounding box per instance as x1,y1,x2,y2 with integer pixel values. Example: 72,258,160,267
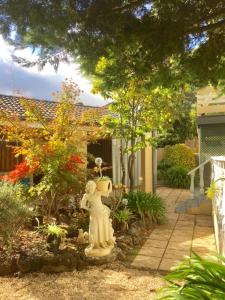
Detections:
103,79,189,189
0,1,225,90
152,93,198,148
0,80,101,219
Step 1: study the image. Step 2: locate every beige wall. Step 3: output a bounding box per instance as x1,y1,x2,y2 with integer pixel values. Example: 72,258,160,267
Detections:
141,133,154,193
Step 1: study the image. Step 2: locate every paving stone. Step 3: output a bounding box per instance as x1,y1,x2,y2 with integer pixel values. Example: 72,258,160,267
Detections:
164,249,190,259
132,255,161,270
167,240,192,250
170,236,192,243
167,213,179,220
178,214,196,221
176,220,195,226
159,258,182,272
195,221,214,228
145,239,168,248
172,230,193,237
131,187,216,272
139,246,165,258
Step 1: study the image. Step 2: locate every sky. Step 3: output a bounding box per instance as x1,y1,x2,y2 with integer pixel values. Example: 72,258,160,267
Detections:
0,35,107,106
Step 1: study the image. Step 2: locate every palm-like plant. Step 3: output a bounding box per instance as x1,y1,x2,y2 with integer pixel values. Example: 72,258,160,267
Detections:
158,252,225,300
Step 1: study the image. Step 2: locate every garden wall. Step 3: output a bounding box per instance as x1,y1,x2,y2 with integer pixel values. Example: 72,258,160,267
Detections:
211,156,225,256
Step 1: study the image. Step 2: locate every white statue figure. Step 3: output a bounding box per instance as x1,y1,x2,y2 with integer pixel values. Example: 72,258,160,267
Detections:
80,180,115,257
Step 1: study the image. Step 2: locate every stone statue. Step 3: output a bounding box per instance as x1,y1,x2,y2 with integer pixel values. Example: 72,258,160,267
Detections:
80,180,115,257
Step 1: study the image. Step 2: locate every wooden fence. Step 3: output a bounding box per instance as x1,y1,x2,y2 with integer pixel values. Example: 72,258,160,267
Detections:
0,141,21,173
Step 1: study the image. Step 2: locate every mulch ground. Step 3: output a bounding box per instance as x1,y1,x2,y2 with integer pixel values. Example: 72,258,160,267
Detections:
0,262,165,300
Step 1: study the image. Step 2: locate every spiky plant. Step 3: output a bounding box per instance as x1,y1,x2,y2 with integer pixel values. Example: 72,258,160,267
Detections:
127,191,166,224
157,252,225,300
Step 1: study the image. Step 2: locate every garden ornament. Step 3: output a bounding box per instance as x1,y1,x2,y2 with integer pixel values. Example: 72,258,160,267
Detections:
77,229,89,244
80,180,115,257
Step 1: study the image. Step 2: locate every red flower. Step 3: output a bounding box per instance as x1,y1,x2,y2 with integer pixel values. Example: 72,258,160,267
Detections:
1,161,31,183
63,155,84,173
69,155,85,164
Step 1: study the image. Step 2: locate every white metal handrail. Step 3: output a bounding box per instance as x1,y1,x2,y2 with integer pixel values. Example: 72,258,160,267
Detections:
188,158,211,175
188,158,211,199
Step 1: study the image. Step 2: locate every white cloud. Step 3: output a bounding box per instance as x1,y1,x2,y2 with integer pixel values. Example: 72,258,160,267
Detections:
0,36,107,106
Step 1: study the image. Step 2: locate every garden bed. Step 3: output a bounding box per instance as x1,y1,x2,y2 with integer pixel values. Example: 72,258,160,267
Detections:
0,220,153,276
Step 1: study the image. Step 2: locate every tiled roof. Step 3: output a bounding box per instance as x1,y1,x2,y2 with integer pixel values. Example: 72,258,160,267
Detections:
0,94,107,119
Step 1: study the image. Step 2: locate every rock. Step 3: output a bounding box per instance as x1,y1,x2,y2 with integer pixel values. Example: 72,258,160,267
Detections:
132,235,144,246
17,255,43,273
17,247,81,274
0,258,18,276
128,221,144,236
127,221,145,246
41,249,80,273
117,242,130,251
116,248,126,261
117,235,133,246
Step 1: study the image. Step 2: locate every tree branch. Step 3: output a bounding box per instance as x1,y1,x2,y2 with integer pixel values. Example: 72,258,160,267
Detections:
112,0,147,12
188,18,225,34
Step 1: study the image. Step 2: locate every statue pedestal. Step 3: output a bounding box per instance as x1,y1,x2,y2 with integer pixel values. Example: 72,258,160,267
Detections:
85,247,119,265
85,245,114,257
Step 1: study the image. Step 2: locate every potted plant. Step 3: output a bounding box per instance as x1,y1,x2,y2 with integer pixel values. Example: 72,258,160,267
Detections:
94,157,112,194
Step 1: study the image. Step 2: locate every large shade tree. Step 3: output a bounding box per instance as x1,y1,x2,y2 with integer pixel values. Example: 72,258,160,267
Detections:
0,1,225,90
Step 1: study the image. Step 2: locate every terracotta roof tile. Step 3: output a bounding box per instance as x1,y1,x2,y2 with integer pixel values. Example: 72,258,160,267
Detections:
0,94,107,119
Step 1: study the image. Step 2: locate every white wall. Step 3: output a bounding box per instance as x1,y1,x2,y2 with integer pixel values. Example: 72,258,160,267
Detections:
211,156,225,256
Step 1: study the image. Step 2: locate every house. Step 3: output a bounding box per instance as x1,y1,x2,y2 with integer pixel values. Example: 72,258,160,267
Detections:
176,86,225,214
0,94,155,192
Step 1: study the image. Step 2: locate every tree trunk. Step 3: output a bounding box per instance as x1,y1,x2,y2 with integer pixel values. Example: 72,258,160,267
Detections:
120,140,126,185
128,152,136,190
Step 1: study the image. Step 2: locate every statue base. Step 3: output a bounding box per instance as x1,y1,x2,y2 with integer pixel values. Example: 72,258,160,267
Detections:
85,245,114,257
84,247,119,266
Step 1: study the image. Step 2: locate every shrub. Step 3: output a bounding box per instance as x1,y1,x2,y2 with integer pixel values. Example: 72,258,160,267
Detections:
157,159,172,181
164,144,195,171
127,191,166,224
164,165,190,188
0,182,30,245
158,253,225,299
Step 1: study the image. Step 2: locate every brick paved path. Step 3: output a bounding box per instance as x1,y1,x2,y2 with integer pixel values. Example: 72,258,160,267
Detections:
132,187,216,273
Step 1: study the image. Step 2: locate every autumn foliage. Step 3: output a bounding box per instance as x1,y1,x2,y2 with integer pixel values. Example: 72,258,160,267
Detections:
0,80,101,218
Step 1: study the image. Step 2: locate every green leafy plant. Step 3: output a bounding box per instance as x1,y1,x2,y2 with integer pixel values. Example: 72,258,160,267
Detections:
164,144,195,171
206,182,219,200
46,224,67,241
94,176,110,181
126,191,166,224
45,224,67,253
113,209,133,230
206,177,225,200
157,253,225,300
164,165,190,189
0,181,30,246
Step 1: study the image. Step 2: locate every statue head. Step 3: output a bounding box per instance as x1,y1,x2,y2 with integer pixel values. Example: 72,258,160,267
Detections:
85,180,97,194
